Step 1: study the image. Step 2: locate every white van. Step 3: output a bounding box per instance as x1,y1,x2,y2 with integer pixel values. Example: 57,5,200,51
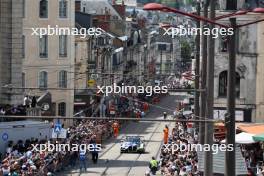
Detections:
0,120,51,154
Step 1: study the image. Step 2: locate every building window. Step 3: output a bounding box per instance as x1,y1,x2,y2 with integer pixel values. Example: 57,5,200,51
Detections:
59,70,67,88
22,0,25,18
39,71,48,89
22,73,25,88
59,0,67,18
220,36,228,52
59,35,67,57
39,35,48,58
219,71,240,97
74,43,78,61
22,35,25,58
235,73,241,98
219,71,228,97
39,0,48,18
58,102,66,116
83,7,86,13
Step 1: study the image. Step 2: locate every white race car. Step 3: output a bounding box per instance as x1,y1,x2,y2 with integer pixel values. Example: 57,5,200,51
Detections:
120,136,145,153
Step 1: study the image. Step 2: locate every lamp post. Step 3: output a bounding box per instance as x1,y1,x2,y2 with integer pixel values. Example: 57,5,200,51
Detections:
199,0,209,145
204,0,215,175
194,0,201,132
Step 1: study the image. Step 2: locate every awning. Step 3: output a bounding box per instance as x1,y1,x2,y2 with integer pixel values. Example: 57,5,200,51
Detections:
253,133,264,142
197,147,247,175
237,124,264,134
221,132,256,144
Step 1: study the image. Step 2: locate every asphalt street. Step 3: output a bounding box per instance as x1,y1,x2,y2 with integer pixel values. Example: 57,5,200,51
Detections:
61,95,184,176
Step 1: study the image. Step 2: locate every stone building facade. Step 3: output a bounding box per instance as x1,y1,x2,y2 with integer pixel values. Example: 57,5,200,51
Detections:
0,0,23,105
22,0,75,126
214,15,259,122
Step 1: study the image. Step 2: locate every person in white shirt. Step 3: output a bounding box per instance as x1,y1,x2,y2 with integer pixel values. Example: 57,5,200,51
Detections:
257,165,264,176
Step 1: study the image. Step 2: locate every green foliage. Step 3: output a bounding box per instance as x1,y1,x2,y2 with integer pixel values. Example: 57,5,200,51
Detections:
181,40,191,61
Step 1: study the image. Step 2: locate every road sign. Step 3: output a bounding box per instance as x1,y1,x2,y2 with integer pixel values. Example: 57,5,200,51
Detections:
52,128,67,138
88,79,96,87
2,133,8,141
90,74,98,79
54,123,62,133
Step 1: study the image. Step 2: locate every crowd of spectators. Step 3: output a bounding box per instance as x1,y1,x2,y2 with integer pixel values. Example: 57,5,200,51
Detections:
166,79,192,90
0,119,114,176
0,105,27,116
159,122,200,176
240,143,264,175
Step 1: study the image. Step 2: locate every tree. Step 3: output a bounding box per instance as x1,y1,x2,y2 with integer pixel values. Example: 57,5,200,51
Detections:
181,40,191,61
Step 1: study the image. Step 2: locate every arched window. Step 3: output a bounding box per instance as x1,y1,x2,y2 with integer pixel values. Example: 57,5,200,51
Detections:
58,70,67,88
219,71,240,97
39,71,48,89
58,102,66,116
39,0,48,18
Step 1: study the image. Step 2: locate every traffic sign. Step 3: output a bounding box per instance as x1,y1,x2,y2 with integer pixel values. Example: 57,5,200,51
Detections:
88,79,96,87
54,123,62,133
91,74,98,79
2,133,8,141
52,128,67,138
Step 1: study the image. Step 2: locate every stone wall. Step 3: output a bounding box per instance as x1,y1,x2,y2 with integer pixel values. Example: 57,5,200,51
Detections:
213,21,257,121
0,0,23,105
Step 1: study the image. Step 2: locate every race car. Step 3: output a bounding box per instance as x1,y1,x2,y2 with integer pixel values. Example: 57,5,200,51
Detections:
120,136,145,153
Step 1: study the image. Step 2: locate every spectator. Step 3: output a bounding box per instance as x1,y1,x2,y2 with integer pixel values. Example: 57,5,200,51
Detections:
90,137,99,164
160,122,200,176
1,163,10,176
23,96,31,108
79,148,87,172
31,96,37,108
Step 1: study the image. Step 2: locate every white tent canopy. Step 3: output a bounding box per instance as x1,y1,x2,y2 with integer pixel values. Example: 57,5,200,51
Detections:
221,132,256,144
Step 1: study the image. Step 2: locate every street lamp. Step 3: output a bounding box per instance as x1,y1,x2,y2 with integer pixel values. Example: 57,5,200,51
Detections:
143,3,264,29
214,7,264,21
143,3,229,28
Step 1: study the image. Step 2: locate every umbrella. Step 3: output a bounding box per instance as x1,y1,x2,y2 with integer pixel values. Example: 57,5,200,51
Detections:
221,132,256,144
253,133,264,142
